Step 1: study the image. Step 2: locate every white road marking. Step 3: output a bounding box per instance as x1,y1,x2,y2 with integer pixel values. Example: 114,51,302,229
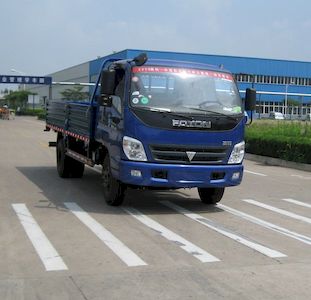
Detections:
123,206,220,263
291,174,311,180
282,198,311,209
218,204,311,245
243,199,311,225
244,170,267,177
161,201,286,258
64,202,147,267
12,203,68,271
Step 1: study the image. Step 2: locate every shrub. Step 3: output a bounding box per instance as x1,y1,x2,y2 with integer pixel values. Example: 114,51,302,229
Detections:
20,108,45,118
245,120,311,164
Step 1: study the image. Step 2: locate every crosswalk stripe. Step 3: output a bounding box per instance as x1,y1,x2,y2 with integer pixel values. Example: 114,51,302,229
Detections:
218,204,311,245
12,203,68,271
282,198,311,209
243,199,311,225
161,201,286,258
123,206,220,263
64,202,147,267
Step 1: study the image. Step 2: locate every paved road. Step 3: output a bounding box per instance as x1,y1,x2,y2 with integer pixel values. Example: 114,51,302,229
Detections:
0,116,310,300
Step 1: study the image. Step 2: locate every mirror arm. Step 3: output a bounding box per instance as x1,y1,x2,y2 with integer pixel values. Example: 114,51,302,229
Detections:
248,110,253,125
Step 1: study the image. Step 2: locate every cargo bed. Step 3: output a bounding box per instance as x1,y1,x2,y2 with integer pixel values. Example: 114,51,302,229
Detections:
46,100,93,140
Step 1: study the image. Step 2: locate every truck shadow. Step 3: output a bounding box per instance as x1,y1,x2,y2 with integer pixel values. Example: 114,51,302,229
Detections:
16,166,224,216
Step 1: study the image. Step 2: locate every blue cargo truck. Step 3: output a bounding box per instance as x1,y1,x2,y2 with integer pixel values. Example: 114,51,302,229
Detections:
46,52,256,206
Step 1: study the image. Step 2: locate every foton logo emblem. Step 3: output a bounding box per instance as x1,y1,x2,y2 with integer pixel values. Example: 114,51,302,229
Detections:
186,151,196,161
172,119,211,128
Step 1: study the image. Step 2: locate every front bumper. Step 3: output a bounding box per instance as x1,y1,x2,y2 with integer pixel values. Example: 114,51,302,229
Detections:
118,160,243,188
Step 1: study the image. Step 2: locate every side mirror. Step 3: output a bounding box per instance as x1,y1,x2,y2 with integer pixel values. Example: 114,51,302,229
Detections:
100,70,116,95
133,53,148,66
245,88,256,111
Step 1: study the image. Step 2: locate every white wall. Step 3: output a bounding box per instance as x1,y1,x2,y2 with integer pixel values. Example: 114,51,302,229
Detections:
25,62,90,103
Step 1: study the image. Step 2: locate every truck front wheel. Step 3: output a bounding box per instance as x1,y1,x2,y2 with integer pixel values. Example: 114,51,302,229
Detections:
102,156,125,206
198,187,225,204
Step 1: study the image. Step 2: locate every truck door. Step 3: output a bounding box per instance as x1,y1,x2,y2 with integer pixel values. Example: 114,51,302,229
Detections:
97,69,124,168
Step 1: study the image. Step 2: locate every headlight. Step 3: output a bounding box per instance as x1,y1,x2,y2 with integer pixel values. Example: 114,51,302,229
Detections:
123,136,147,161
228,141,245,164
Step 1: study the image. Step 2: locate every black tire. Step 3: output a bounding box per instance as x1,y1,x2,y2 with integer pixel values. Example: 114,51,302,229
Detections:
69,158,85,178
56,138,71,178
56,138,84,178
102,156,125,206
198,187,225,204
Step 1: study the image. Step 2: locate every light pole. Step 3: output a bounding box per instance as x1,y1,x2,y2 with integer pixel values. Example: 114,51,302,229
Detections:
284,80,295,117
11,68,26,90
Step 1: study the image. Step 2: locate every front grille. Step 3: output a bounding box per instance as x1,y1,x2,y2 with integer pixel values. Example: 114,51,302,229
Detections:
150,144,229,164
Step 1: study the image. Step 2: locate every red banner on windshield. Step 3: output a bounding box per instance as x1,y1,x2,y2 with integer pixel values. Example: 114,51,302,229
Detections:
132,66,233,80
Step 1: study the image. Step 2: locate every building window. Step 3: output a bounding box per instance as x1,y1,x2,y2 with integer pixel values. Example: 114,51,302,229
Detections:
234,72,311,87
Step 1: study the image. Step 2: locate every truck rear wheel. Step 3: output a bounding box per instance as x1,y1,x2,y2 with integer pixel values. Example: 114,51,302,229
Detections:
102,156,125,206
56,138,84,178
198,187,225,204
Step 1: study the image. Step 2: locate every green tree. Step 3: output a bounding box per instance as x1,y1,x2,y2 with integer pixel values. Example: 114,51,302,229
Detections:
60,86,89,100
3,90,33,109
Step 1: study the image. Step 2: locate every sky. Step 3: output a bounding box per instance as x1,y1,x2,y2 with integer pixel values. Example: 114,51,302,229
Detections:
1,0,311,78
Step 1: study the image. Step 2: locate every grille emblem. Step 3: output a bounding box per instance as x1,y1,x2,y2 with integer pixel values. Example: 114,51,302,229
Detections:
186,151,196,161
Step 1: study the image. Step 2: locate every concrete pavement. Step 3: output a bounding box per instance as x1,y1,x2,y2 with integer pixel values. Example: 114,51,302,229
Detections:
0,116,310,299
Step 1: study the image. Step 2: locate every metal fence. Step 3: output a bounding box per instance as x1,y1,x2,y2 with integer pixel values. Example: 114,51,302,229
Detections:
240,90,311,119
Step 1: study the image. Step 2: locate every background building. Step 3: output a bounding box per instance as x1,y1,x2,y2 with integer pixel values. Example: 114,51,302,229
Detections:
28,49,311,117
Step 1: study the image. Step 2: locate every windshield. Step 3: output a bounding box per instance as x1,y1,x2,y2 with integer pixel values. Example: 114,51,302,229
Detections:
130,66,242,115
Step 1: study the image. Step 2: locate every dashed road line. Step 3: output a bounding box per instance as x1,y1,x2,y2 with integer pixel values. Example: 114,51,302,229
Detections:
243,199,311,225
244,170,267,177
161,201,286,258
123,206,220,263
282,198,311,209
291,174,311,180
12,203,68,271
64,202,147,267
218,204,311,245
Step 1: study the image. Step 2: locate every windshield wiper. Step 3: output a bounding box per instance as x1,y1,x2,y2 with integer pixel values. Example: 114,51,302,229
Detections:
133,106,194,120
182,105,241,121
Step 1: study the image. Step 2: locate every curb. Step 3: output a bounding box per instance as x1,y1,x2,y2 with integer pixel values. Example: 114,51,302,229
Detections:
245,153,311,172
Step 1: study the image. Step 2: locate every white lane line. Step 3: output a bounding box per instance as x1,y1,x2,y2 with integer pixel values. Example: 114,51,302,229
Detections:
282,198,311,209
244,170,267,177
291,174,311,180
218,204,311,245
64,202,146,267
12,203,68,271
243,199,311,225
123,206,220,263
161,201,286,258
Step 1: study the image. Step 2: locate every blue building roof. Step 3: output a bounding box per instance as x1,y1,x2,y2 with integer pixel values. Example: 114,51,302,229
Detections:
90,49,311,77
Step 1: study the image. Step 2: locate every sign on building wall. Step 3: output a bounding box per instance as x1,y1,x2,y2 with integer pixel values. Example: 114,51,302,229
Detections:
0,75,52,85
